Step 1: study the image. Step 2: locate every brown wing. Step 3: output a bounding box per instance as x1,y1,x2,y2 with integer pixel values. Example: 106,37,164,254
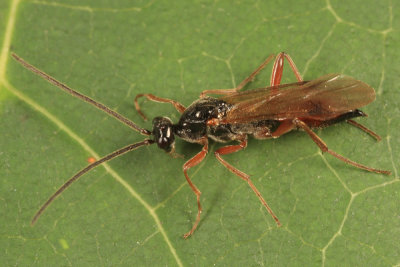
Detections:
220,74,376,123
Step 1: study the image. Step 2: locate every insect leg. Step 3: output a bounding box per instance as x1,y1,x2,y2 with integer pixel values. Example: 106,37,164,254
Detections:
214,137,281,226
134,94,186,121
293,118,391,175
270,120,295,138
182,138,208,239
200,54,276,97
270,52,303,86
347,119,381,141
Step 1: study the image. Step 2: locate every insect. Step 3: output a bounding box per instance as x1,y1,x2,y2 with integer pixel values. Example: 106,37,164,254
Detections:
12,52,391,239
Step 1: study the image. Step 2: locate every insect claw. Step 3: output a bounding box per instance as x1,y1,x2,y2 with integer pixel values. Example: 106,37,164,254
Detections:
138,111,149,121
171,152,184,159
169,147,184,158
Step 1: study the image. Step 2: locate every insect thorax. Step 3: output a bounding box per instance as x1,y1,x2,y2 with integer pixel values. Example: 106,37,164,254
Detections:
173,97,281,143
173,97,231,143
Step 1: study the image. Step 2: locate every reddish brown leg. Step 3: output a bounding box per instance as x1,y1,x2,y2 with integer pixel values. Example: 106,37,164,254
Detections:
270,52,303,87
182,138,208,239
200,54,276,97
271,120,295,138
293,118,391,175
201,52,303,97
134,93,186,121
347,119,381,141
214,137,281,226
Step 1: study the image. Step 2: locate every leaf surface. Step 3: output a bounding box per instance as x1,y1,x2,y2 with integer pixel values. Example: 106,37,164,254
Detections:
1,0,399,266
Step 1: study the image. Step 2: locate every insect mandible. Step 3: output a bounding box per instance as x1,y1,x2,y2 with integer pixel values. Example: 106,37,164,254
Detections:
12,52,391,239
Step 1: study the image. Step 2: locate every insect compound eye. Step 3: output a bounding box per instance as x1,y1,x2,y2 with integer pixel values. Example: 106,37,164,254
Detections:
152,116,175,152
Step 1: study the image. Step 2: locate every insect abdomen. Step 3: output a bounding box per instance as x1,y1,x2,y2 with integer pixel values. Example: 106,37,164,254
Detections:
208,119,281,142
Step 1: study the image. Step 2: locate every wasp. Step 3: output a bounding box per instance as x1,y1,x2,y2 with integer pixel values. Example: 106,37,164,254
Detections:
12,52,391,239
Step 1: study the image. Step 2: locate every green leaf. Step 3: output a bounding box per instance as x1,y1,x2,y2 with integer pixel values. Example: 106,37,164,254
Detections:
1,0,399,266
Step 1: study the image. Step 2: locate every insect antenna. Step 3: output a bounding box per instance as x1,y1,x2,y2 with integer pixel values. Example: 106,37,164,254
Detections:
11,53,151,136
31,139,155,226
